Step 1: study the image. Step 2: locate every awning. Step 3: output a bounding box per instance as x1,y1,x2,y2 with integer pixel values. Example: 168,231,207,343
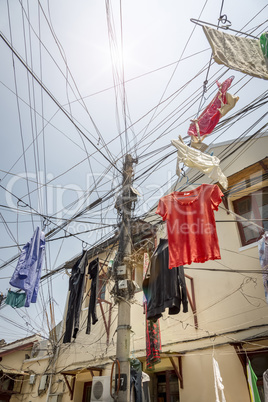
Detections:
0,367,29,376
61,367,103,401
61,366,102,376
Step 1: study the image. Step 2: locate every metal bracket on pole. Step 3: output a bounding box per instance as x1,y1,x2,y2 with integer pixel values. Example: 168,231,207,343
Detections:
117,325,131,330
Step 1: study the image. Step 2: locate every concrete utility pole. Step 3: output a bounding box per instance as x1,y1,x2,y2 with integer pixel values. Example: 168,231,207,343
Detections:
115,154,137,402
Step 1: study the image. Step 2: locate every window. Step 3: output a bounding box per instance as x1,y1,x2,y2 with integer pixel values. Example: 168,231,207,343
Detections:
84,275,107,308
0,373,23,397
132,264,143,292
232,343,268,402
249,352,268,402
233,186,268,246
97,276,106,301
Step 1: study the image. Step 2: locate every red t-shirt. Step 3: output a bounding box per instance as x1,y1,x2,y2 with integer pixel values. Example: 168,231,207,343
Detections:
156,184,223,268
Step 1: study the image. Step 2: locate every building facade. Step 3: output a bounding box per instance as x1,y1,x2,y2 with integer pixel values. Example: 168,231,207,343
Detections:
1,132,268,402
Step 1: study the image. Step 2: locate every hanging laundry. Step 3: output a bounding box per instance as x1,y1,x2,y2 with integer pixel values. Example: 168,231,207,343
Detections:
187,76,238,139
219,91,239,117
263,369,268,402
141,372,151,402
63,250,87,343
5,290,26,308
203,25,268,80
156,184,223,268
86,258,99,335
258,231,268,304
213,357,226,402
9,227,45,307
247,360,261,402
190,135,209,152
143,252,162,370
145,304,161,370
143,252,150,305
143,238,188,321
171,136,228,189
130,358,143,402
260,32,268,59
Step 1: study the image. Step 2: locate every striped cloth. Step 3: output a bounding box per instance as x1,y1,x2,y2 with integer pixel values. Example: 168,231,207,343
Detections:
246,360,261,402
203,25,268,80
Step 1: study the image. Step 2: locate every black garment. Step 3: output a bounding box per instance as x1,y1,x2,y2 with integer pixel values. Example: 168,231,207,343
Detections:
63,251,87,343
86,258,99,334
130,359,142,402
143,238,188,322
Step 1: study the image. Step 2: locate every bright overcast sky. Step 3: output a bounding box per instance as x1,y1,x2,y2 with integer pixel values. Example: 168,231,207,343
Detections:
0,0,267,343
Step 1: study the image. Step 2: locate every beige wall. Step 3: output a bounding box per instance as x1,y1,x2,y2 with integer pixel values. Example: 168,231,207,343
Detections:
179,345,250,402
0,337,58,402
211,133,268,177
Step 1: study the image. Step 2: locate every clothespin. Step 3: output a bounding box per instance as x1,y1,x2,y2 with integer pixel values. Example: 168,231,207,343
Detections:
190,134,209,152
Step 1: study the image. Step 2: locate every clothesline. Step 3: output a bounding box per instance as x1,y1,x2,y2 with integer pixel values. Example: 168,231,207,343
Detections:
184,267,265,274
216,220,267,223
151,213,266,233
190,18,259,39
219,205,265,231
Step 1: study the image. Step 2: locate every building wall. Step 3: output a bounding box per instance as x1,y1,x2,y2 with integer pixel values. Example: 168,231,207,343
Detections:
179,345,250,402
138,134,268,401
54,134,268,401
210,133,268,177
0,337,56,402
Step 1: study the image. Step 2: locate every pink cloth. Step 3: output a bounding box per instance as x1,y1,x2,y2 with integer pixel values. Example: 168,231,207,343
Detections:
188,76,235,138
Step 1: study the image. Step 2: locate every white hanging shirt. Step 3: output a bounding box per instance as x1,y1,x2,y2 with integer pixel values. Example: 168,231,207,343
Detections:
213,357,226,402
171,136,228,189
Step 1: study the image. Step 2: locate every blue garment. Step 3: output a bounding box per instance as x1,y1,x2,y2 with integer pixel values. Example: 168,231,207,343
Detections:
258,231,268,304
10,227,45,307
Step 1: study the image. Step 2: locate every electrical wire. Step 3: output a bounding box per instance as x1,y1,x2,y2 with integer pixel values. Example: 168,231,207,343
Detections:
0,30,121,174
1,1,267,346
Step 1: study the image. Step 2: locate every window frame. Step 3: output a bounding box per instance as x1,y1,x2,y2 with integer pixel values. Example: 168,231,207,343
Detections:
97,275,107,302
0,373,23,395
84,273,107,308
233,186,267,247
82,381,92,402
232,343,268,402
155,370,180,402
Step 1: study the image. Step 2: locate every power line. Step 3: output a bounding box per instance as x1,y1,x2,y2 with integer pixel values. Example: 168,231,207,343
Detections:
6,0,35,233
0,30,121,174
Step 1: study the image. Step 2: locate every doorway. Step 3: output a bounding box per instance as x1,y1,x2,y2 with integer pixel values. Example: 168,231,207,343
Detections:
82,381,92,402
156,370,180,402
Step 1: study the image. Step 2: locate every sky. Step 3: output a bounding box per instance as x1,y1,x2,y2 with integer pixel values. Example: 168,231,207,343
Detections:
0,0,267,343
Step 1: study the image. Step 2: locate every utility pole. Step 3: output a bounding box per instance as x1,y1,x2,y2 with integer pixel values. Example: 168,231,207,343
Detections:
114,154,137,402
